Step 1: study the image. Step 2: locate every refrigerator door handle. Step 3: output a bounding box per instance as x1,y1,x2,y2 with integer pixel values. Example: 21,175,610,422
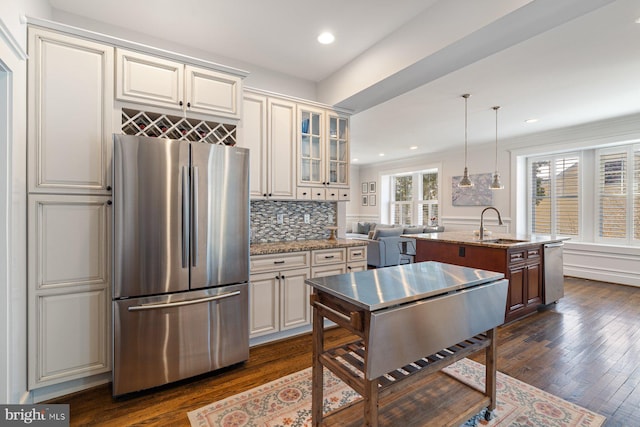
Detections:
182,165,190,268
192,166,199,267
127,291,241,311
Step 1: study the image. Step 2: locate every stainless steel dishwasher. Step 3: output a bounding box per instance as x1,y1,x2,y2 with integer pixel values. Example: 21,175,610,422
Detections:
543,242,564,304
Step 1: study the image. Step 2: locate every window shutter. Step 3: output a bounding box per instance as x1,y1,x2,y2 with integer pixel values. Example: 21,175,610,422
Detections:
531,160,551,234
634,148,640,241
598,151,627,239
555,156,579,236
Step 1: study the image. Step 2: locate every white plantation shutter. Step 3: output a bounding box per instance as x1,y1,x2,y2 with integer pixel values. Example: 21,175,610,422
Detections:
529,155,580,237
555,156,579,236
634,149,640,241
598,150,627,240
597,145,640,244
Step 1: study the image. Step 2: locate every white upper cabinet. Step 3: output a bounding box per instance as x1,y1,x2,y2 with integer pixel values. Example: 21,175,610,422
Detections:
28,27,114,194
239,91,296,200
297,105,350,198
116,48,241,119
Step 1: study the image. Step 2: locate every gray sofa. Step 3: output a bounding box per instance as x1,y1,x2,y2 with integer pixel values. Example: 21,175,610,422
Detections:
346,223,444,268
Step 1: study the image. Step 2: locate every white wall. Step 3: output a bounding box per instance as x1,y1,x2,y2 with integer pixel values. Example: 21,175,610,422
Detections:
352,139,510,232
0,0,47,404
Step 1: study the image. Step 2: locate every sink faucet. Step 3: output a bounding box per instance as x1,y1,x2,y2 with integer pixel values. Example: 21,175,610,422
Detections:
480,207,503,240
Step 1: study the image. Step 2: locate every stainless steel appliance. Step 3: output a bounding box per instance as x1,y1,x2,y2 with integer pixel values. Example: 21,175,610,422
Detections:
112,134,250,396
543,242,565,304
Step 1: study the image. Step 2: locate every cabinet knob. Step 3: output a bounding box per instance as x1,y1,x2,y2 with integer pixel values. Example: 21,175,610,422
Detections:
106,185,112,191
275,275,279,280
106,200,112,206
263,193,268,197
179,100,183,107
268,193,272,197
347,266,352,270
331,193,335,196
187,102,191,108
281,275,285,279
303,192,307,196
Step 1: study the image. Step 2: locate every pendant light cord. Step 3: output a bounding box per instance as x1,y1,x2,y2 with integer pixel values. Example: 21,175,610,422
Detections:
494,106,499,170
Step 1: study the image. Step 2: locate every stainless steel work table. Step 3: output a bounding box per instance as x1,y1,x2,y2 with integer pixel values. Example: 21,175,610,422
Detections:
306,261,509,426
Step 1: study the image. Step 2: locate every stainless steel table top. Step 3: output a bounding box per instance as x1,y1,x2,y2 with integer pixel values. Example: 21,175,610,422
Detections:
305,261,505,311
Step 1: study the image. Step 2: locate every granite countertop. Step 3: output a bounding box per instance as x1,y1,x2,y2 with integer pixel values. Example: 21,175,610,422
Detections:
250,239,367,256
404,231,569,248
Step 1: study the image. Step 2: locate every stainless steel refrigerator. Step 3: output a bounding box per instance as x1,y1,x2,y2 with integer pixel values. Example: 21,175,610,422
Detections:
112,134,249,396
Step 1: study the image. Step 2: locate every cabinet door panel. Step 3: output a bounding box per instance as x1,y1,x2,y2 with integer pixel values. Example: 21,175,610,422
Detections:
526,264,542,305
28,28,113,193
280,268,311,330
30,288,109,387
115,48,183,110
269,98,296,199
186,65,241,119
249,272,279,338
239,93,268,198
29,195,110,291
507,266,525,313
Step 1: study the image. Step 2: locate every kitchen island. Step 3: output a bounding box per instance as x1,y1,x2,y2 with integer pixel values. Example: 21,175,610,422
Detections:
407,232,567,323
306,261,508,426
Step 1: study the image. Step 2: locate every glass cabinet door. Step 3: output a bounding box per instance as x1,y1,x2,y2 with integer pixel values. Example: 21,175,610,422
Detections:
300,110,323,184
328,116,349,186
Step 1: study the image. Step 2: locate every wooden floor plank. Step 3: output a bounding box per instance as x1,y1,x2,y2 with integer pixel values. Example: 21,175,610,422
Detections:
47,276,639,426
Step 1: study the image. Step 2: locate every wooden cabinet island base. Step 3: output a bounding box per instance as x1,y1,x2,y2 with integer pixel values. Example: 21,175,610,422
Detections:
306,262,508,427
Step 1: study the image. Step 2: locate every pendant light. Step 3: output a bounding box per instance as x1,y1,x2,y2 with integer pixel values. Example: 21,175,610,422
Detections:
490,106,504,190
458,94,473,187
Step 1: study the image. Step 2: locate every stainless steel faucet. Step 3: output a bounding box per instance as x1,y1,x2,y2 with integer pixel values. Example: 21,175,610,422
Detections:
480,207,503,240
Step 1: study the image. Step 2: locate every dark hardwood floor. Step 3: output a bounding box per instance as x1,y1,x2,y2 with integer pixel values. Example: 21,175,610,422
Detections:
49,277,640,426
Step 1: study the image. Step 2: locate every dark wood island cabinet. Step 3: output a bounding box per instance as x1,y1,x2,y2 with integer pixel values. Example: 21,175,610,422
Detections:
412,233,554,323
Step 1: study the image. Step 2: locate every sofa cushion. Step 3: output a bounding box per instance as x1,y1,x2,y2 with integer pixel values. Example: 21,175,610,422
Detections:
402,227,424,234
372,227,403,240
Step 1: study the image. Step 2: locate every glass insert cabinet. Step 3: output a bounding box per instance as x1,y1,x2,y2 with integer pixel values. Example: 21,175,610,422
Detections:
298,106,349,188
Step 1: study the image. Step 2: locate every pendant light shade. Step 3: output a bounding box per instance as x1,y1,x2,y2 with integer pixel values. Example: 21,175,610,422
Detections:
490,106,504,190
458,94,473,188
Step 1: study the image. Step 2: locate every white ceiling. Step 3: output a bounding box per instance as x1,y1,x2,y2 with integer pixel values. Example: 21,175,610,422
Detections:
47,0,640,165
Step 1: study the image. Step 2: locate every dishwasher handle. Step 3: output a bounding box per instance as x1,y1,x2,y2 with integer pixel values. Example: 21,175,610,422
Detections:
544,242,564,248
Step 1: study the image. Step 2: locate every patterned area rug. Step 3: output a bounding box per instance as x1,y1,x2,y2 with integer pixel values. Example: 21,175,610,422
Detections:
187,358,606,427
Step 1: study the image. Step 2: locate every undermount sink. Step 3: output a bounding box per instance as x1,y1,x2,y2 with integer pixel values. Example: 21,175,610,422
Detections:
479,238,529,245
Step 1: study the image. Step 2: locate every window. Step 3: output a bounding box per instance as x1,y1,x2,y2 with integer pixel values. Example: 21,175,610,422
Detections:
528,154,580,237
597,146,640,243
388,169,439,226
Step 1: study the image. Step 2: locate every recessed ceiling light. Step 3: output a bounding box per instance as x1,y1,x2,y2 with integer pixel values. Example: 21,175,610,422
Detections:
352,158,359,162
635,17,640,23
317,32,335,44
379,153,385,157
409,146,418,150
525,118,539,123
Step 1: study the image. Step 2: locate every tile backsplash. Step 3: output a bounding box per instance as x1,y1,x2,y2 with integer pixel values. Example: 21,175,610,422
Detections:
250,200,337,243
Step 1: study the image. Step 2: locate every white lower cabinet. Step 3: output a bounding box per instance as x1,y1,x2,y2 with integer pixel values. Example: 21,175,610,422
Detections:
28,194,111,388
249,245,366,343
249,252,311,338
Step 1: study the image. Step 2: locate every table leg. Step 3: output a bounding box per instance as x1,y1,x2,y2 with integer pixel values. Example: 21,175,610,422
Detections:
363,377,379,427
311,298,324,427
485,327,497,420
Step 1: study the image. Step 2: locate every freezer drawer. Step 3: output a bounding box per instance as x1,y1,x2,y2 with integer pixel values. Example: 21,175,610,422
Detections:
112,284,248,396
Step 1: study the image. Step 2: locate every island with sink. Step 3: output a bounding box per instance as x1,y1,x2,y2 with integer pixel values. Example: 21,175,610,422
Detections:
406,231,567,323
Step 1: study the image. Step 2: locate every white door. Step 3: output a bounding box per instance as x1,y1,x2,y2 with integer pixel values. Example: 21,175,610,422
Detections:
28,194,111,388
268,98,297,199
185,65,241,119
249,272,280,338
239,92,268,199
280,267,311,330
28,28,113,194
115,48,183,110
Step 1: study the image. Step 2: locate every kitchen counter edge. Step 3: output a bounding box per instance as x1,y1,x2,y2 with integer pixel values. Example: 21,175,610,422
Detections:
250,239,366,256
403,231,570,248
